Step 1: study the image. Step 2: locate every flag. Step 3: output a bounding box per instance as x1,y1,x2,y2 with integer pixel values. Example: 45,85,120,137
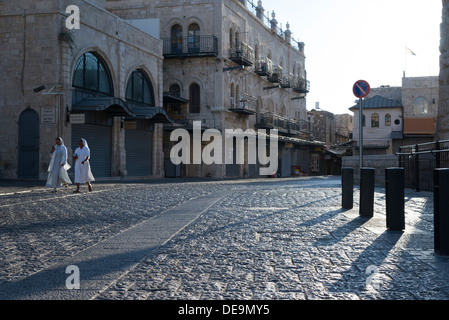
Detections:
406,47,416,56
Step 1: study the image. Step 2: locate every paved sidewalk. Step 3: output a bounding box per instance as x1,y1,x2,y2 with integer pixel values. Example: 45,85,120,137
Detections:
1,176,449,301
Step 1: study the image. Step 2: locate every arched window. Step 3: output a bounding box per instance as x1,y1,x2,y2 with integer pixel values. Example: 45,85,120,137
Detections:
371,113,379,128
385,113,391,126
414,97,429,115
169,84,181,97
73,52,112,95
126,69,155,106
230,83,235,108
171,24,183,53
189,83,200,114
188,23,200,53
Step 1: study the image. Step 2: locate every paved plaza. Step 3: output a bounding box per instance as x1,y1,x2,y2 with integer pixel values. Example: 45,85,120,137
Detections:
0,176,449,301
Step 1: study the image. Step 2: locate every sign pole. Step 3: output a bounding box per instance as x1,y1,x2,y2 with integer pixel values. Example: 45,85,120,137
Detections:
359,97,363,169
353,80,370,172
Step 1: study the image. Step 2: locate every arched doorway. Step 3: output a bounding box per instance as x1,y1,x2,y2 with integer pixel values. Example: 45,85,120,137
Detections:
18,109,40,179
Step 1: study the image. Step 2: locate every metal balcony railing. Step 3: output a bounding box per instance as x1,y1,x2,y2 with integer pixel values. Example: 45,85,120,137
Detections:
254,57,273,77
229,41,255,66
256,112,312,135
229,93,257,115
292,78,310,93
281,73,294,88
163,35,218,58
267,65,283,84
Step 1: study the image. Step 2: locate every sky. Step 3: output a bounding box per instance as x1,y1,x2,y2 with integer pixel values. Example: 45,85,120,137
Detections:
261,0,442,115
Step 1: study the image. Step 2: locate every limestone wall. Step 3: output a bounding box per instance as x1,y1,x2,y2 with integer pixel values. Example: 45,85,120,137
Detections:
439,0,449,140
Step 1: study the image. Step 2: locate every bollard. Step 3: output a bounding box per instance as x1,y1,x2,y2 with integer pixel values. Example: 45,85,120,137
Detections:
434,169,449,255
385,168,405,231
342,167,354,209
360,167,375,218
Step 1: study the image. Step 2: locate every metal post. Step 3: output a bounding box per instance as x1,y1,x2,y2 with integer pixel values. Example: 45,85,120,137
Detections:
360,167,375,218
385,168,405,231
342,167,354,209
434,168,449,255
415,144,420,192
359,98,363,170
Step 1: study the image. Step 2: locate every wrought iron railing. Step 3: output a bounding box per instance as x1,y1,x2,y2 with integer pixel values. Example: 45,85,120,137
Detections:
229,41,255,66
163,35,218,57
397,140,449,191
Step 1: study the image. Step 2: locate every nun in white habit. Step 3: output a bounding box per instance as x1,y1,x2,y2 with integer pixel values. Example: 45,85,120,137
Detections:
73,138,95,193
46,137,72,192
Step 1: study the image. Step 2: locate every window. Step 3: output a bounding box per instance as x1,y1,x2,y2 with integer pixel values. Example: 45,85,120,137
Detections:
73,52,112,95
362,114,366,127
126,69,155,106
171,24,183,53
385,113,391,126
188,23,200,53
414,97,429,115
189,83,200,114
371,113,379,128
169,84,180,97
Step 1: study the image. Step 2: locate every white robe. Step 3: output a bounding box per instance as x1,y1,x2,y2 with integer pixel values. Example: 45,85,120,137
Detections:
74,145,95,183
46,143,72,188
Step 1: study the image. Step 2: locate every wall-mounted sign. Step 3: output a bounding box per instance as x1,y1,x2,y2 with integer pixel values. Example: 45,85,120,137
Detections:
70,113,85,124
41,107,56,124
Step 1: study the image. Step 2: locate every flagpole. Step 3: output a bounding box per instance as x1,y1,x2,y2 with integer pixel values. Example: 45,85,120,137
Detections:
404,47,407,77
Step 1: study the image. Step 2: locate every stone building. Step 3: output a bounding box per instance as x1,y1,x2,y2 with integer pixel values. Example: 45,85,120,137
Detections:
106,0,321,178
439,0,449,140
0,0,170,180
349,76,439,156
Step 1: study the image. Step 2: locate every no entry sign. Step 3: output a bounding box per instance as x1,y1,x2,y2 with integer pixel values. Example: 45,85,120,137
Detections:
353,80,370,98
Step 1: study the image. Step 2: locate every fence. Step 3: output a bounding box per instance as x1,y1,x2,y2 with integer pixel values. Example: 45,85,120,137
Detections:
397,140,449,191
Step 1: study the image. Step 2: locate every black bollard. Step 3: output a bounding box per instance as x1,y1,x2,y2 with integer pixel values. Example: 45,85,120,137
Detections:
434,169,449,255
342,167,354,209
360,167,375,218
385,168,405,231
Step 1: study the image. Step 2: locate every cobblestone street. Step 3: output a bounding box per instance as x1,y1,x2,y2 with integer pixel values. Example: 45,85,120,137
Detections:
1,176,449,301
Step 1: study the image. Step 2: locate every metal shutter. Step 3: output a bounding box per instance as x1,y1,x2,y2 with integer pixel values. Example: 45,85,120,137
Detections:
71,124,112,177
125,129,152,176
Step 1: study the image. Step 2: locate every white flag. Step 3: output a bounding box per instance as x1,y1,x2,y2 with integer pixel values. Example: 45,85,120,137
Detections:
406,47,416,56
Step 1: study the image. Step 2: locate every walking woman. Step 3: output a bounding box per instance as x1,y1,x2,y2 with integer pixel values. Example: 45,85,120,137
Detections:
46,137,72,192
73,138,95,193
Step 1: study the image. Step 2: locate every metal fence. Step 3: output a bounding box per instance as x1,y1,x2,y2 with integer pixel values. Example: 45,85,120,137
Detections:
397,140,449,191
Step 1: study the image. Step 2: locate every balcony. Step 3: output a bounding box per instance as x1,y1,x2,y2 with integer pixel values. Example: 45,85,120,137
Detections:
281,73,293,88
292,78,310,94
229,93,257,115
267,65,283,84
229,41,255,66
256,113,312,136
254,58,273,77
163,35,218,58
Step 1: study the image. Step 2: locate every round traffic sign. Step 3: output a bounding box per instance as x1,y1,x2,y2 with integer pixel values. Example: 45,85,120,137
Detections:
353,80,370,98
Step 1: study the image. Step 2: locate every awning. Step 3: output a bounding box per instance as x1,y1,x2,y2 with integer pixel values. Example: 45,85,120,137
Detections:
326,148,348,156
72,97,135,117
72,97,173,123
163,93,189,104
128,105,172,123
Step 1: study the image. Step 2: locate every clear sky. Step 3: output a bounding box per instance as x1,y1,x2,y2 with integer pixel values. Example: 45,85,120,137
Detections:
260,0,442,115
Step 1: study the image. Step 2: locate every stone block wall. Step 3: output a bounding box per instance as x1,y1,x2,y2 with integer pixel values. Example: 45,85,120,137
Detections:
342,155,399,185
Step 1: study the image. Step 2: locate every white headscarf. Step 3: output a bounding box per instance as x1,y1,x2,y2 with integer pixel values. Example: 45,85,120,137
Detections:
80,138,89,150
48,137,70,171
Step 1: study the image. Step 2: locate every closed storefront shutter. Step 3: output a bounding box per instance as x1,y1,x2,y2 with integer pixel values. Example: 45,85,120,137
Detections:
71,124,112,177
125,128,152,176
